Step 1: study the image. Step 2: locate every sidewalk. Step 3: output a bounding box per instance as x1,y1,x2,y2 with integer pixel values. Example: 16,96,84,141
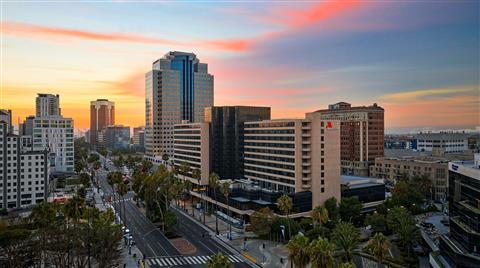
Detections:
179,203,290,268
94,186,144,268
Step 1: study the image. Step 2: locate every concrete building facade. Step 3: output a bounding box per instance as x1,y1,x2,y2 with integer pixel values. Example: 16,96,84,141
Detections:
309,102,384,177
416,133,469,153
243,114,341,208
145,51,213,159
173,122,210,185
370,157,448,201
29,116,74,173
0,119,49,210
36,93,60,117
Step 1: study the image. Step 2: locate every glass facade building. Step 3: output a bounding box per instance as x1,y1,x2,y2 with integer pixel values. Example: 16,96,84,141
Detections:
435,162,480,268
145,52,213,158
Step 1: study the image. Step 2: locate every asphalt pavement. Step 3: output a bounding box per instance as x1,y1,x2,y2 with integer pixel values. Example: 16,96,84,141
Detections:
94,153,253,267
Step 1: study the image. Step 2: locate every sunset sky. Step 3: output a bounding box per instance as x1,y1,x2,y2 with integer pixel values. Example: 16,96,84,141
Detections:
2,0,479,133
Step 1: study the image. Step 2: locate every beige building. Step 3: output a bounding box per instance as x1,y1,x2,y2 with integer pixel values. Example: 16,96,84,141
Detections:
243,114,341,208
309,102,384,177
173,122,210,185
370,157,448,201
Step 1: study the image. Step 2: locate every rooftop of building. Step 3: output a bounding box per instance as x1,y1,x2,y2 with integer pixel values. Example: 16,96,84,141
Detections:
341,175,384,189
415,132,471,140
376,155,450,164
385,149,475,161
449,161,480,180
37,93,59,97
311,102,384,113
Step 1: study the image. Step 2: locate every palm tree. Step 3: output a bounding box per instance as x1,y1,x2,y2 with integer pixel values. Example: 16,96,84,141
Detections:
331,222,360,263
116,181,128,225
220,181,232,240
278,194,293,240
308,237,334,268
191,168,201,218
311,205,329,228
183,179,192,211
107,171,122,222
287,234,310,268
337,263,355,268
209,172,220,235
162,154,169,166
207,252,233,268
364,232,391,265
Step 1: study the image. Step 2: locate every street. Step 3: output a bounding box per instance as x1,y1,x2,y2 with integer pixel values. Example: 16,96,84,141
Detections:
94,153,253,267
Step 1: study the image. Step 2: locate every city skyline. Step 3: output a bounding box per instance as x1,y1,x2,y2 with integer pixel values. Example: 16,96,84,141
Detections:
2,1,479,133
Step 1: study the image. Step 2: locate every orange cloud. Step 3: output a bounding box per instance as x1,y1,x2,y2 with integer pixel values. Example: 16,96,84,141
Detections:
3,21,254,52
4,21,179,45
381,86,480,129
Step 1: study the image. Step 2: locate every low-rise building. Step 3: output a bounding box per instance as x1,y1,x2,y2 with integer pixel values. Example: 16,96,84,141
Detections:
105,125,130,150
370,157,448,201
341,175,386,212
416,132,469,153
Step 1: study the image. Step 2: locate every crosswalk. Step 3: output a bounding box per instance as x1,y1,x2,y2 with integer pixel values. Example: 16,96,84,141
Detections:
146,255,244,267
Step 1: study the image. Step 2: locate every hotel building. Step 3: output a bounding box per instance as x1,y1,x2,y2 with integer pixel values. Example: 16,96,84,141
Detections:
309,102,384,177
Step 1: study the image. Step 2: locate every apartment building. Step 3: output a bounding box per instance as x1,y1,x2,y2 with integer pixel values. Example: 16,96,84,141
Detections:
36,93,60,117
309,102,384,176
173,122,210,185
370,157,448,201
20,94,74,174
1,119,49,210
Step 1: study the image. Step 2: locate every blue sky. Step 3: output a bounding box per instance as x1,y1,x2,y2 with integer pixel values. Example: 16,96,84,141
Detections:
2,0,479,132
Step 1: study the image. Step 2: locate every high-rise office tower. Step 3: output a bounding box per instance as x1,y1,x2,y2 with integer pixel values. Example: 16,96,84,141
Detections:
36,93,60,117
204,106,271,180
90,99,115,145
145,51,213,158
309,102,384,176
